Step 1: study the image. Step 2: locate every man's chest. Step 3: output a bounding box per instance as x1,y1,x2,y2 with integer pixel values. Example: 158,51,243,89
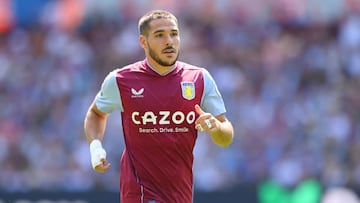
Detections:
117,73,203,111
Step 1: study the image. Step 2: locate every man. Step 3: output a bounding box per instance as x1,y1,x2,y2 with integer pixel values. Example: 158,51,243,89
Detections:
84,9,234,203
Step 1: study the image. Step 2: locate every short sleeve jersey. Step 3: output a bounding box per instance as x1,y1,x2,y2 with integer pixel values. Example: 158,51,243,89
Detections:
95,60,226,203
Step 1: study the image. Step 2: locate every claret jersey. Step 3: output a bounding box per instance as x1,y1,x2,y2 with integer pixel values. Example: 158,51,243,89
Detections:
95,60,226,203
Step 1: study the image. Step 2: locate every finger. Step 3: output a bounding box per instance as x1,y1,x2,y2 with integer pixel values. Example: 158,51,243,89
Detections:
196,123,204,131
204,119,212,129
95,159,111,173
95,164,110,173
195,104,205,115
101,158,111,167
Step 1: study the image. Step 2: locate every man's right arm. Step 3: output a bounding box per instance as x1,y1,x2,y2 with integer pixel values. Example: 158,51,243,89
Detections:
84,101,111,173
84,69,121,172
84,101,108,143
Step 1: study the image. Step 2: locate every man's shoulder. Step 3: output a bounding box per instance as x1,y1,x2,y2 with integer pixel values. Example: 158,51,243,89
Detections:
114,60,146,75
177,61,204,72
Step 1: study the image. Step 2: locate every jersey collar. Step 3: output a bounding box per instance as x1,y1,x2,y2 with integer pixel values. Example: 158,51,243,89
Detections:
144,59,179,76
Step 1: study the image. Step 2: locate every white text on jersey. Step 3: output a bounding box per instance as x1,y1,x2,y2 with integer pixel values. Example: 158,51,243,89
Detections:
132,111,196,125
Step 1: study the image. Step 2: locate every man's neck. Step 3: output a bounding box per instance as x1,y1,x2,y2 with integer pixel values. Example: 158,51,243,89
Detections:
146,59,176,75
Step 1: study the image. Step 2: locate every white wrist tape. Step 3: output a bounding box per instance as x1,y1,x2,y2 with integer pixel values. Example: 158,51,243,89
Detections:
89,139,106,169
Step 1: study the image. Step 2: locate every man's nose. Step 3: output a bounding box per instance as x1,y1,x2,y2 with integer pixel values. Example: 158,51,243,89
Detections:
165,35,173,46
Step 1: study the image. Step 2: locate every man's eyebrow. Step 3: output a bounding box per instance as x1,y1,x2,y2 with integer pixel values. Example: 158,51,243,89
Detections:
153,29,165,34
152,29,178,34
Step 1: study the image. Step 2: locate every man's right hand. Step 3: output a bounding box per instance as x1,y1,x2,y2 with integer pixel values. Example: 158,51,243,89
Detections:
90,139,111,173
94,158,111,173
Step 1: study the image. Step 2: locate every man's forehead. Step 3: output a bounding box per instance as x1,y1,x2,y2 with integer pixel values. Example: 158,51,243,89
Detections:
149,18,178,32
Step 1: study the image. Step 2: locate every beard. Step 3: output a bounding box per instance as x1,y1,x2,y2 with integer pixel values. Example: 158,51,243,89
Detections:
148,44,179,67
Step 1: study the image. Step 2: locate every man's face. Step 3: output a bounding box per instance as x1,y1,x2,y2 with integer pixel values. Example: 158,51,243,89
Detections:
142,18,180,67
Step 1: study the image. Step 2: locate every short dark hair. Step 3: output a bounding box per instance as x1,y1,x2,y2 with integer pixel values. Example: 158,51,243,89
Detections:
138,10,178,36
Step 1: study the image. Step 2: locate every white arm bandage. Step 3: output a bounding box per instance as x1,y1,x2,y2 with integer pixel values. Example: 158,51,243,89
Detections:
89,139,107,170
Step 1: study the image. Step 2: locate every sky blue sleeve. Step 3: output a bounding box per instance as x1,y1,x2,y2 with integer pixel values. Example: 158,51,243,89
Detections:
94,70,123,113
201,68,226,116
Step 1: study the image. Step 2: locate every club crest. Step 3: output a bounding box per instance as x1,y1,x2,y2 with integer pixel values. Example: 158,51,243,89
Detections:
181,82,195,100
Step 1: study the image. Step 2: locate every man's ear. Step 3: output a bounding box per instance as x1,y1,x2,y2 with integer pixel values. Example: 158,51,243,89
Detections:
139,35,147,49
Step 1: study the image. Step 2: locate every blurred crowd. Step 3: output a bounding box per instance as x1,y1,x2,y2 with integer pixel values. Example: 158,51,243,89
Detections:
1,0,360,195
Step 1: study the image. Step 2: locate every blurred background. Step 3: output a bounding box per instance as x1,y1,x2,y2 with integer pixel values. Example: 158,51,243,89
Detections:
1,0,360,202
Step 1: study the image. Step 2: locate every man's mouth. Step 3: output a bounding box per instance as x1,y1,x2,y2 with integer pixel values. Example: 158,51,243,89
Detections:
163,48,176,54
